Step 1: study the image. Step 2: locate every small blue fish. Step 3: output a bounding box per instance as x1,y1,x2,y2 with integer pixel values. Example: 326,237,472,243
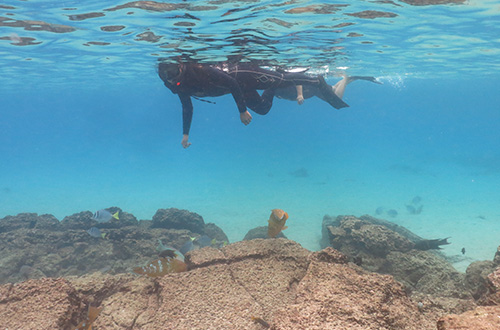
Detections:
406,204,423,215
412,196,422,204
375,207,385,215
87,227,106,238
406,205,416,214
92,209,119,223
387,209,398,217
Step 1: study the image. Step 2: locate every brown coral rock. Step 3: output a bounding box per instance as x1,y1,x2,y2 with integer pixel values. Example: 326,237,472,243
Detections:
0,239,492,330
437,305,500,330
479,266,500,305
272,247,431,330
0,278,80,329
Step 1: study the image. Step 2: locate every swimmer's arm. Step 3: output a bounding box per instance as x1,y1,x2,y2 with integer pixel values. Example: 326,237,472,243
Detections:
296,85,304,105
208,67,252,125
178,93,193,148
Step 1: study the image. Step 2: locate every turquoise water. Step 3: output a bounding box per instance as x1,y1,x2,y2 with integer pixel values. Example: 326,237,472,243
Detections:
1,0,500,272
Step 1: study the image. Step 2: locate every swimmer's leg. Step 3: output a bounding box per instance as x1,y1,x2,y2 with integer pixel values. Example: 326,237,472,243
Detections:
332,75,382,99
332,76,349,99
317,76,349,109
350,76,383,84
244,89,276,115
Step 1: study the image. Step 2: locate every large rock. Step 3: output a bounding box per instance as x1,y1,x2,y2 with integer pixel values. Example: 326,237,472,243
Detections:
437,305,500,330
151,208,205,233
465,260,497,300
0,213,60,233
321,214,423,249
478,266,500,305
322,215,470,301
0,208,230,285
203,222,229,243
436,264,500,329
0,224,201,284
273,248,432,330
0,278,80,329
2,239,481,330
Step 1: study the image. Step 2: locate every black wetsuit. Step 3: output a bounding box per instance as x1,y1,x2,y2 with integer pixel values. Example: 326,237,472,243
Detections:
158,62,348,135
275,85,323,102
224,63,347,115
159,62,247,136
275,75,380,102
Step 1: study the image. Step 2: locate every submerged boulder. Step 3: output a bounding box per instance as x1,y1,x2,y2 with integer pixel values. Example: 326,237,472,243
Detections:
243,225,287,240
322,215,471,302
0,207,229,285
151,208,205,233
0,213,60,233
0,239,457,330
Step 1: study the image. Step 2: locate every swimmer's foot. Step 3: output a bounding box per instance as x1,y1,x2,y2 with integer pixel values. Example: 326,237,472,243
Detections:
350,76,383,84
318,76,349,109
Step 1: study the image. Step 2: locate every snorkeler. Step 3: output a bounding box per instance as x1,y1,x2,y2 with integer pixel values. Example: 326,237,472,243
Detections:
222,63,349,114
158,62,251,148
275,75,382,105
158,61,347,148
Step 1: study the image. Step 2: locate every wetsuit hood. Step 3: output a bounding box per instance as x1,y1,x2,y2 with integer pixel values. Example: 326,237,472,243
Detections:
159,62,180,78
158,62,183,93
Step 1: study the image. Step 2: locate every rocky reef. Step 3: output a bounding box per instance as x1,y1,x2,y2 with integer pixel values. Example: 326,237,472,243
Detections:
0,210,499,329
0,208,227,284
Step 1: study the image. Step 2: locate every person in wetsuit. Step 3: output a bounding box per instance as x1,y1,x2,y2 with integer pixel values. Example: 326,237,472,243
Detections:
222,63,348,114
275,75,382,104
158,62,251,148
158,62,348,148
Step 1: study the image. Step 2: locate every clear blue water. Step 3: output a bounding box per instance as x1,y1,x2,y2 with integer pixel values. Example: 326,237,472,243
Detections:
1,0,500,271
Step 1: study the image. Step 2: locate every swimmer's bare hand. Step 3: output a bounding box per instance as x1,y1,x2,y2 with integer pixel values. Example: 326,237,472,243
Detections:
240,111,252,125
297,95,304,105
181,134,192,148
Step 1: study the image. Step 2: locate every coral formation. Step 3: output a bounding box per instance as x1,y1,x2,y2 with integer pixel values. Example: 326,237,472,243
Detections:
0,208,227,285
1,210,499,329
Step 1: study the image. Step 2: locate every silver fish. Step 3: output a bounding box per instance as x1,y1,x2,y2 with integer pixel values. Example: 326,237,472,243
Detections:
92,209,119,223
87,226,104,238
195,235,212,248
179,237,195,255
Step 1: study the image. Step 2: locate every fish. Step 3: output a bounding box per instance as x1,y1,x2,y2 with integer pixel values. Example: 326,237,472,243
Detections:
375,206,385,215
461,247,466,255
158,249,178,259
133,257,187,277
414,237,451,251
92,209,119,223
407,196,423,214
268,209,289,238
195,235,213,248
406,205,416,214
386,209,398,217
157,239,185,261
86,227,106,239
73,305,102,330
179,236,196,255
